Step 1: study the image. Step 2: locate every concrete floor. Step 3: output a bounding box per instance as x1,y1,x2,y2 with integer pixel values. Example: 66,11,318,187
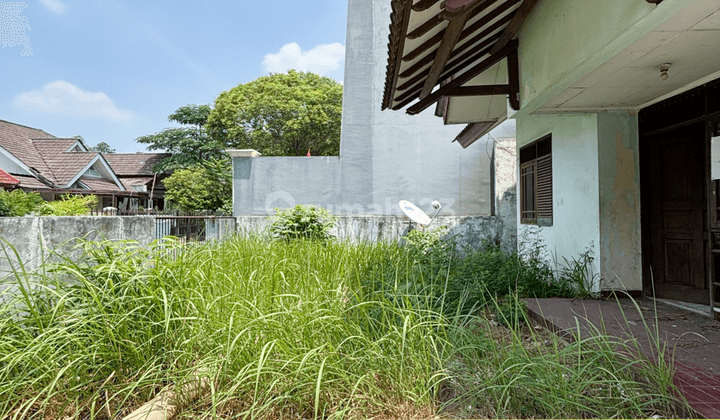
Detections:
524,297,720,419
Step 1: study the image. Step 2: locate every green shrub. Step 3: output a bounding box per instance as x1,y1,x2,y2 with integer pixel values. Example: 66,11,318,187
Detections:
0,189,43,216
404,224,454,260
268,204,338,241
37,194,98,216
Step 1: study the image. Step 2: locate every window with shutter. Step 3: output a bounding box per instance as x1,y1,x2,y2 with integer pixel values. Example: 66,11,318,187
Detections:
520,136,552,225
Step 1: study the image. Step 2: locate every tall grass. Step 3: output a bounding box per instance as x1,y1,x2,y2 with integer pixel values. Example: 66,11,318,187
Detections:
0,236,690,419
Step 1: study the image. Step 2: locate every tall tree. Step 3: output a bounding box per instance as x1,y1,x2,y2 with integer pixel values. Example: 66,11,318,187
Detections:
90,142,116,154
207,71,342,156
163,158,232,212
136,104,226,171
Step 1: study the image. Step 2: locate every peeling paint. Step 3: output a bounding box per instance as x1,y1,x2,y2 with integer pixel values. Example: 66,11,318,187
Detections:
598,112,642,291
0,216,156,277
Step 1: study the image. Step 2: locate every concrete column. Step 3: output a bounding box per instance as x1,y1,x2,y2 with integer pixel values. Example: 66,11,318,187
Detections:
597,111,642,292
228,150,261,216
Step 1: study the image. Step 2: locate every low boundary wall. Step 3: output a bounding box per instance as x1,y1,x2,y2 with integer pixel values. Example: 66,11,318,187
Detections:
237,215,515,254
0,213,513,279
0,216,156,276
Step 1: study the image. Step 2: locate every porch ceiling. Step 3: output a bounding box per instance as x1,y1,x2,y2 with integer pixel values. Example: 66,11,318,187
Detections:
539,1,720,112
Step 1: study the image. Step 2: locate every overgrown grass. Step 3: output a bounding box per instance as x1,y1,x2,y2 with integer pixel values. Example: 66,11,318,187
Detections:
0,236,690,419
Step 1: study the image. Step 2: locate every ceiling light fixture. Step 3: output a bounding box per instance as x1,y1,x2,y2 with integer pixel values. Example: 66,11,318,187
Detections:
659,63,672,81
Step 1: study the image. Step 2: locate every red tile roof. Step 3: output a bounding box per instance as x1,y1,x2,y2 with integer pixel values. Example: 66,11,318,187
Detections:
0,169,20,186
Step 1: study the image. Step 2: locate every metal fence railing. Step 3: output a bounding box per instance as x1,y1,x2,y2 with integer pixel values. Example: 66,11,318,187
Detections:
154,215,236,243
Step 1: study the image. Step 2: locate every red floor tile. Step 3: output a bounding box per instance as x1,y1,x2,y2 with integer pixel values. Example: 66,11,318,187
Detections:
683,387,715,403
692,402,720,419
695,387,720,402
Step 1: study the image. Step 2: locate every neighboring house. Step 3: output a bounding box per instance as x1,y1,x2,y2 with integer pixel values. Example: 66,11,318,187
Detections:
380,0,720,317
230,0,516,225
104,153,170,212
0,169,20,190
0,119,166,212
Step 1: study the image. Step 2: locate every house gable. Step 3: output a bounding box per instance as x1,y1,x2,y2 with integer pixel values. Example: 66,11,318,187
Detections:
64,155,125,191
0,145,34,176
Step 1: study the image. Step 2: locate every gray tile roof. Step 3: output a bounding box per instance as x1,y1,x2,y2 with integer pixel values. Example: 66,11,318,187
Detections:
78,177,124,192
104,153,170,176
13,175,51,190
0,120,56,176
42,152,98,185
0,120,120,192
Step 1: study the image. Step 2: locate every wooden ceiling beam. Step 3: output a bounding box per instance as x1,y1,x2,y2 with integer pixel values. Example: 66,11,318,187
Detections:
403,0,516,62
395,41,496,104
446,84,514,96
408,0,506,40
407,40,517,115
393,11,509,105
455,122,496,148
490,0,539,54
419,12,473,99
398,31,501,88
395,43,492,103
413,0,441,12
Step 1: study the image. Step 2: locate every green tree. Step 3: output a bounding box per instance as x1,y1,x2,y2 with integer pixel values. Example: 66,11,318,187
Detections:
90,142,116,154
163,158,231,212
208,70,342,156
136,104,226,171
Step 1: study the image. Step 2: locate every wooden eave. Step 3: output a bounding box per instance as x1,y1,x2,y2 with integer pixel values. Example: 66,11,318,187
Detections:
382,0,537,114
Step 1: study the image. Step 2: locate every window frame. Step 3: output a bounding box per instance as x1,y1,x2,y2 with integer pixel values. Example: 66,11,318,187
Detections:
519,135,552,226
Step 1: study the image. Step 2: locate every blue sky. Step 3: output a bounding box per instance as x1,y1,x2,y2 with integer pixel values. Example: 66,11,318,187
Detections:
1,0,348,152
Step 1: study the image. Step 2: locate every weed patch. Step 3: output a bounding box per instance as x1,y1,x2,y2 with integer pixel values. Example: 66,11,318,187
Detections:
0,236,690,419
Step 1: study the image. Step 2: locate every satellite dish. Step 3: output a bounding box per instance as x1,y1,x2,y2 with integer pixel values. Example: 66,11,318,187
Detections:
399,200,432,226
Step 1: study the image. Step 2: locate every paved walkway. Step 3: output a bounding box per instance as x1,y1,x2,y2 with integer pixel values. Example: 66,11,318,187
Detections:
524,298,720,419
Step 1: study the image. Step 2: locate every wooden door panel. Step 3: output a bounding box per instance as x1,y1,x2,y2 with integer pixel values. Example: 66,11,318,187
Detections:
649,126,709,305
663,239,692,286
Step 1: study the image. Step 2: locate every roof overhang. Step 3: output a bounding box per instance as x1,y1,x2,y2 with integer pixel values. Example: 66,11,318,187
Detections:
382,0,537,143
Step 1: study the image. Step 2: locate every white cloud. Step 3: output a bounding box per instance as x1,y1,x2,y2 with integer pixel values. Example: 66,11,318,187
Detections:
263,42,345,76
13,81,135,122
39,0,69,14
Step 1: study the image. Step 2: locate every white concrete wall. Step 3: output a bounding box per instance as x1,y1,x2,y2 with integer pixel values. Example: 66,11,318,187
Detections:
516,111,643,292
0,216,155,276
232,0,498,218
516,114,601,288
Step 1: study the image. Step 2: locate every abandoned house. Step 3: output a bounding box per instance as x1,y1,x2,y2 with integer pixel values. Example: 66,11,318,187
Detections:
381,0,720,318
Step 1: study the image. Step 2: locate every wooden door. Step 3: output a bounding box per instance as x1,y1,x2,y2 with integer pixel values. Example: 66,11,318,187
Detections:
649,126,709,304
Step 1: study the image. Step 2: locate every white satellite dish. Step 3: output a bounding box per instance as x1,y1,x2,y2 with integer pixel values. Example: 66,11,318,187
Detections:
399,200,441,226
